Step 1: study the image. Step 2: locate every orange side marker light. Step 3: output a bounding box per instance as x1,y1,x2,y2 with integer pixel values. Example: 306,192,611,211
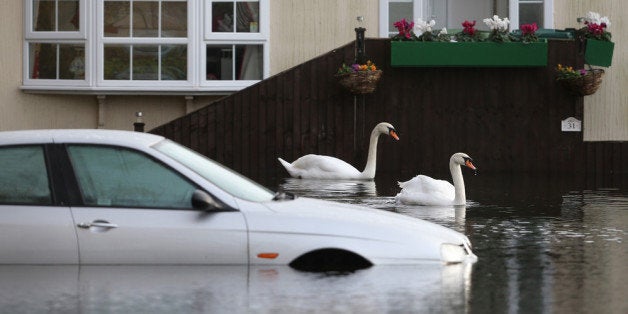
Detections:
257,253,279,259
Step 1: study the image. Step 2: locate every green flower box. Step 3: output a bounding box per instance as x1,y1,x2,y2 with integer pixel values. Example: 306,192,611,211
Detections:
390,40,548,67
585,39,614,67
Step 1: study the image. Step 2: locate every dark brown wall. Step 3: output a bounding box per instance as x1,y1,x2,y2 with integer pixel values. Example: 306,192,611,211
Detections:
151,39,627,180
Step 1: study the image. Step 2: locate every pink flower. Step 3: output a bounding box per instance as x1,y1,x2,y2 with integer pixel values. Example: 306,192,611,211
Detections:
587,23,605,35
394,18,415,39
462,20,476,35
520,23,538,36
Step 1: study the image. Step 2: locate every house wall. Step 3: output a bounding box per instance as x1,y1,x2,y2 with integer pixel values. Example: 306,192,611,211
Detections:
554,0,628,141
0,1,625,141
269,0,379,75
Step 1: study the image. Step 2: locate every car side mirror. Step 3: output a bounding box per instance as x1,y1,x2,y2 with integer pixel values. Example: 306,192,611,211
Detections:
191,190,225,212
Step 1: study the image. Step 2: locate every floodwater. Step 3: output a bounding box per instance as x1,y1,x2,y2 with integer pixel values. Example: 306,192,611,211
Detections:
1,173,626,313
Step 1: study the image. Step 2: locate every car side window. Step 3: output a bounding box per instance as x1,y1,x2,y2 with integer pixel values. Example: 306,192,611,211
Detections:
67,145,197,209
0,146,52,205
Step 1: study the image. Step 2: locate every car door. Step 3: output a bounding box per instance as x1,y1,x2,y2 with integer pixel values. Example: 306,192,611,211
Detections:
65,144,248,264
0,145,78,264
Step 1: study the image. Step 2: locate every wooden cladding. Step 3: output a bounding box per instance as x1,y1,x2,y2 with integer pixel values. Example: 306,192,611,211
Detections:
151,39,627,178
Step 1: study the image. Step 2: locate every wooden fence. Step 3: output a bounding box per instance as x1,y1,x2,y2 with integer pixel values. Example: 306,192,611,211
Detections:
151,39,627,181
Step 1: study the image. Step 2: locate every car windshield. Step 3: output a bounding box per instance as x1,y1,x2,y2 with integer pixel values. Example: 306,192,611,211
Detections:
153,140,274,202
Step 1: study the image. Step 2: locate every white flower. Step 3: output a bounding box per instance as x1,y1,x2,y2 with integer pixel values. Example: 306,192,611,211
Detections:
439,27,448,35
585,11,611,27
483,15,510,31
414,18,436,34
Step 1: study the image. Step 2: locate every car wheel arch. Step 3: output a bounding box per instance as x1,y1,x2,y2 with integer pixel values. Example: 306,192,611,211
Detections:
288,248,373,272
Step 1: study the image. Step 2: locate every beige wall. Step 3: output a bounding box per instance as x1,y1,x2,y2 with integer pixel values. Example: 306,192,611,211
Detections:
269,1,379,74
0,1,625,140
554,0,628,141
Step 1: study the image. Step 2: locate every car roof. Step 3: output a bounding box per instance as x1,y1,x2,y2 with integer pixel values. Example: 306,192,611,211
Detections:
0,129,165,148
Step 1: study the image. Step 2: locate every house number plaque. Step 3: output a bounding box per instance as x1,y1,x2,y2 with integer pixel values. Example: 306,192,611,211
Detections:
561,117,581,132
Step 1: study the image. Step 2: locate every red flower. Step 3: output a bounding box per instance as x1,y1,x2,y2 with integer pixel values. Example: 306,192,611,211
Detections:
462,20,476,35
394,18,415,39
520,23,538,36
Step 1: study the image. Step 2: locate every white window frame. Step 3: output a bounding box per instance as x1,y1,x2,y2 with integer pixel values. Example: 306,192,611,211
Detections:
22,0,269,94
201,0,270,91
509,0,553,30
379,0,554,37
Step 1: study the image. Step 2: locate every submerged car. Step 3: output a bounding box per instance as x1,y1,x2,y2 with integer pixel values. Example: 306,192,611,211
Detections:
0,129,476,270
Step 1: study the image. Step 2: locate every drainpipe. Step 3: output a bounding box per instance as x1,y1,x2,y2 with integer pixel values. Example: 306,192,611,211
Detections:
354,16,366,64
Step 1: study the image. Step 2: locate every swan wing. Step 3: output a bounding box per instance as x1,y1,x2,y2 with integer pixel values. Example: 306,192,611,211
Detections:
396,175,455,205
279,155,361,179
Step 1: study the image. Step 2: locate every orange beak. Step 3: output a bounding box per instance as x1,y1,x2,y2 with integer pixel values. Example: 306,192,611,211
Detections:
465,160,476,170
390,130,400,141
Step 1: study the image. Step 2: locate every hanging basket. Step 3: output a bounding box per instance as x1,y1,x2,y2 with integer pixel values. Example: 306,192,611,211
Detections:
557,69,605,96
335,70,382,94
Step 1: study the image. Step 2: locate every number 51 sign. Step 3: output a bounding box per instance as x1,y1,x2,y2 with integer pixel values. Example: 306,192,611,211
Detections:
561,117,582,132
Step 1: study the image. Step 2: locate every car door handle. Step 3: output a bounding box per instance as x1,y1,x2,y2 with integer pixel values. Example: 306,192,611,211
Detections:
77,221,118,229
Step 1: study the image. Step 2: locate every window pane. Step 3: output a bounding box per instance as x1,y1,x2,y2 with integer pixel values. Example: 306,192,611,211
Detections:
133,45,159,80
30,43,56,79
30,43,85,80
236,45,262,80
67,146,197,209
104,45,130,80
0,146,51,205
206,44,262,80
519,3,543,27
104,1,130,37
33,0,80,32
206,45,231,80
33,0,56,31
60,44,85,79
212,2,234,32
58,0,80,31
133,1,159,37
162,1,187,37
161,45,187,80
236,2,259,33
389,2,413,33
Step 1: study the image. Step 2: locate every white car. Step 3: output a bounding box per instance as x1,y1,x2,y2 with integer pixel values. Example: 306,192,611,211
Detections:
0,129,476,270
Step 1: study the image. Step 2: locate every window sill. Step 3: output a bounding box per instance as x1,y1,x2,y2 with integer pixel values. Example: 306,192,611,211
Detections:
19,83,259,96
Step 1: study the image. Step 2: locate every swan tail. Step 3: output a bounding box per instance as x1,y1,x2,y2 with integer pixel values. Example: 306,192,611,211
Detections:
277,157,292,170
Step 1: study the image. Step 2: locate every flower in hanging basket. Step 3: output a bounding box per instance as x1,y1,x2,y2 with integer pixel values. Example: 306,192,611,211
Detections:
454,20,481,42
519,23,539,43
555,64,605,96
336,61,382,94
578,11,612,42
483,15,512,43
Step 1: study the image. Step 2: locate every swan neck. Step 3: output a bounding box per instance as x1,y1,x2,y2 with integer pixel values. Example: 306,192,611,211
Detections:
450,160,466,205
361,127,381,179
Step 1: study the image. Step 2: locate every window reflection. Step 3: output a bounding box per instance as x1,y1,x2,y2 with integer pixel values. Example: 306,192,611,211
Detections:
519,3,544,27
206,45,262,80
212,1,259,33
104,44,187,81
33,0,80,32
104,0,187,37
0,146,51,205
29,43,85,80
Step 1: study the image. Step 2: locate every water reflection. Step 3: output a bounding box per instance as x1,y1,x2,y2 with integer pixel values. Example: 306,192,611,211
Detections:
275,174,628,314
0,263,473,313
2,174,626,313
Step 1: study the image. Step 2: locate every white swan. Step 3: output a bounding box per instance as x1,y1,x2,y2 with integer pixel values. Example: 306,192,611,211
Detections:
278,122,399,180
395,153,477,206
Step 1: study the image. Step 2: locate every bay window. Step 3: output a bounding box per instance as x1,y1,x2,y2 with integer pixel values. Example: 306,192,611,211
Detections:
23,0,269,93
